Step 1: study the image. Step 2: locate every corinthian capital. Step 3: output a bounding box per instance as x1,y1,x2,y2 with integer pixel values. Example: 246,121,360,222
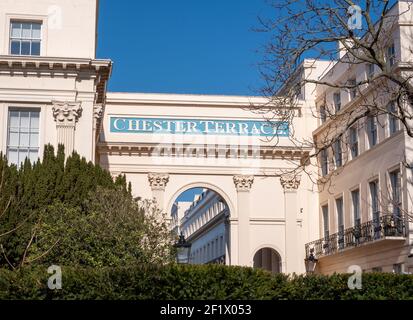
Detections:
233,175,254,192
93,104,104,120
148,173,170,191
52,101,82,126
280,174,301,191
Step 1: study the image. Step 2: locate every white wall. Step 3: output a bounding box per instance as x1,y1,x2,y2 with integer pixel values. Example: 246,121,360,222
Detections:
0,0,97,58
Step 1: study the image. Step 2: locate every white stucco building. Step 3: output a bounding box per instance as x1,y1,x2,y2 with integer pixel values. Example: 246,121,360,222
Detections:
0,0,412,274
306,1,413,275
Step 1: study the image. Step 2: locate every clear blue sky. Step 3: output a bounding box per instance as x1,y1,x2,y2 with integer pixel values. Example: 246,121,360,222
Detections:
97,0,269,96
176,188,203,202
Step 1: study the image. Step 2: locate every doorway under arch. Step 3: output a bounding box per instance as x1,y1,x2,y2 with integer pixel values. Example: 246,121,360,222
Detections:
253,248,282,274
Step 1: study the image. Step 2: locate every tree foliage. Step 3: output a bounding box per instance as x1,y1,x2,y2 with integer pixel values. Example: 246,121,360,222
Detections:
0,145,174,269
0,265,412,300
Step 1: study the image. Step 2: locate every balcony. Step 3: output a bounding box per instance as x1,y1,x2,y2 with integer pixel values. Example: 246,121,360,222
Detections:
305,214,407,259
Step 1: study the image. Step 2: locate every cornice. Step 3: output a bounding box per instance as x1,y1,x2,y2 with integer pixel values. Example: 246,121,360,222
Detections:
96,142,311,160
0,55,111,69
0,55,112,104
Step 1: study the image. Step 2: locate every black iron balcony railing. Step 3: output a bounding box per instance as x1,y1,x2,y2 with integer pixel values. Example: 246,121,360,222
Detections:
305,214,407,259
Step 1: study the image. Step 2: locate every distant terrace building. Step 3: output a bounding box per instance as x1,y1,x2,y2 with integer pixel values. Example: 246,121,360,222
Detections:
179,189,229,265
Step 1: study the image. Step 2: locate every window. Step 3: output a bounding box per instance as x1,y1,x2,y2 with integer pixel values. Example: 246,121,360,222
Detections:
336,197,344,249
10,21,42,56
352,189,360,227
334,139,342,168
386,43,396,67
388,102,399,135
367,63,375,80
370,180,380,239
7,109,40,166
369,180,380,219
393,263,403,274
372,267,382,273
333,92,341,112
320,105,327,123
294,84,302,99
367,116,377,148
349,126,359,158
348,78,357,100
389,169,401,218
322,205,329,239
320,149,328,176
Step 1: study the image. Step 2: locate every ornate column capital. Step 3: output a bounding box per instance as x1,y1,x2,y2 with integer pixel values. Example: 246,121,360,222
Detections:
52,101,82,126
93,104,104,120
93,104,104,136
148,173,170,191
233,175,254,192
280,174,301,191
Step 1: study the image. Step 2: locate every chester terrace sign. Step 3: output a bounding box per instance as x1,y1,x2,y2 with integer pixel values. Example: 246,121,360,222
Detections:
110,117,289,137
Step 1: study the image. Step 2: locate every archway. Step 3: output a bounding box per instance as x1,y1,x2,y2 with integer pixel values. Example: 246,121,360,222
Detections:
253,248,282,273
170,186,231,265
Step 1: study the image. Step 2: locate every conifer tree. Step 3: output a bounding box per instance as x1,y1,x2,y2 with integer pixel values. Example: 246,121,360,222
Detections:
0,144,132,269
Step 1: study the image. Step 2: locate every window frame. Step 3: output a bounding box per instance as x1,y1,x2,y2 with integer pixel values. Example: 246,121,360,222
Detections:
320,105,327,124
393,263,404,274
366,63,375,80
334,139,343,168
349,126,359,159
333,92,341,112
336,197,344,249
348,78,357,100
6,107,41,166
387,102,399,136
322,205,329,239
9,20,43,56
369,179,380,221
320,149,329,177
389,168,402,218
351,188,361,227
367,115,378,148
386,43,396,67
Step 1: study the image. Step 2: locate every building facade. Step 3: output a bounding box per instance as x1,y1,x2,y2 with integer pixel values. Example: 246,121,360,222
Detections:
179,189,228,265
306,0,413,274
0,0,412,274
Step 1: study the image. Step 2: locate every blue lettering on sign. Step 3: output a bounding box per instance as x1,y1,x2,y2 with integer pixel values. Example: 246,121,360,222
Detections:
110,117,289,137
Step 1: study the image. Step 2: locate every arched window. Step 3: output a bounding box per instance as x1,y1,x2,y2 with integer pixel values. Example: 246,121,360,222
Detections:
253,248,282,274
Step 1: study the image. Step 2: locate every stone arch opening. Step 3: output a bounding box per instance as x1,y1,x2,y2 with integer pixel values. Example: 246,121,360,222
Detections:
169,185,231,265
253,248,282,274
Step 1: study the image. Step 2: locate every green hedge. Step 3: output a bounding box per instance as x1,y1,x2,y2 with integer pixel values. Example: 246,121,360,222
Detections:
0,265,412,300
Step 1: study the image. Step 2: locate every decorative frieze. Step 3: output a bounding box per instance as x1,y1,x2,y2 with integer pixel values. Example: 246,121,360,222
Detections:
148,173,170,191
280,174,301,191
233,175,254,192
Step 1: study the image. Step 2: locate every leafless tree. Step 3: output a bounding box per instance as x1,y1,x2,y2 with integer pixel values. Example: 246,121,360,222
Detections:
253,0,413,220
